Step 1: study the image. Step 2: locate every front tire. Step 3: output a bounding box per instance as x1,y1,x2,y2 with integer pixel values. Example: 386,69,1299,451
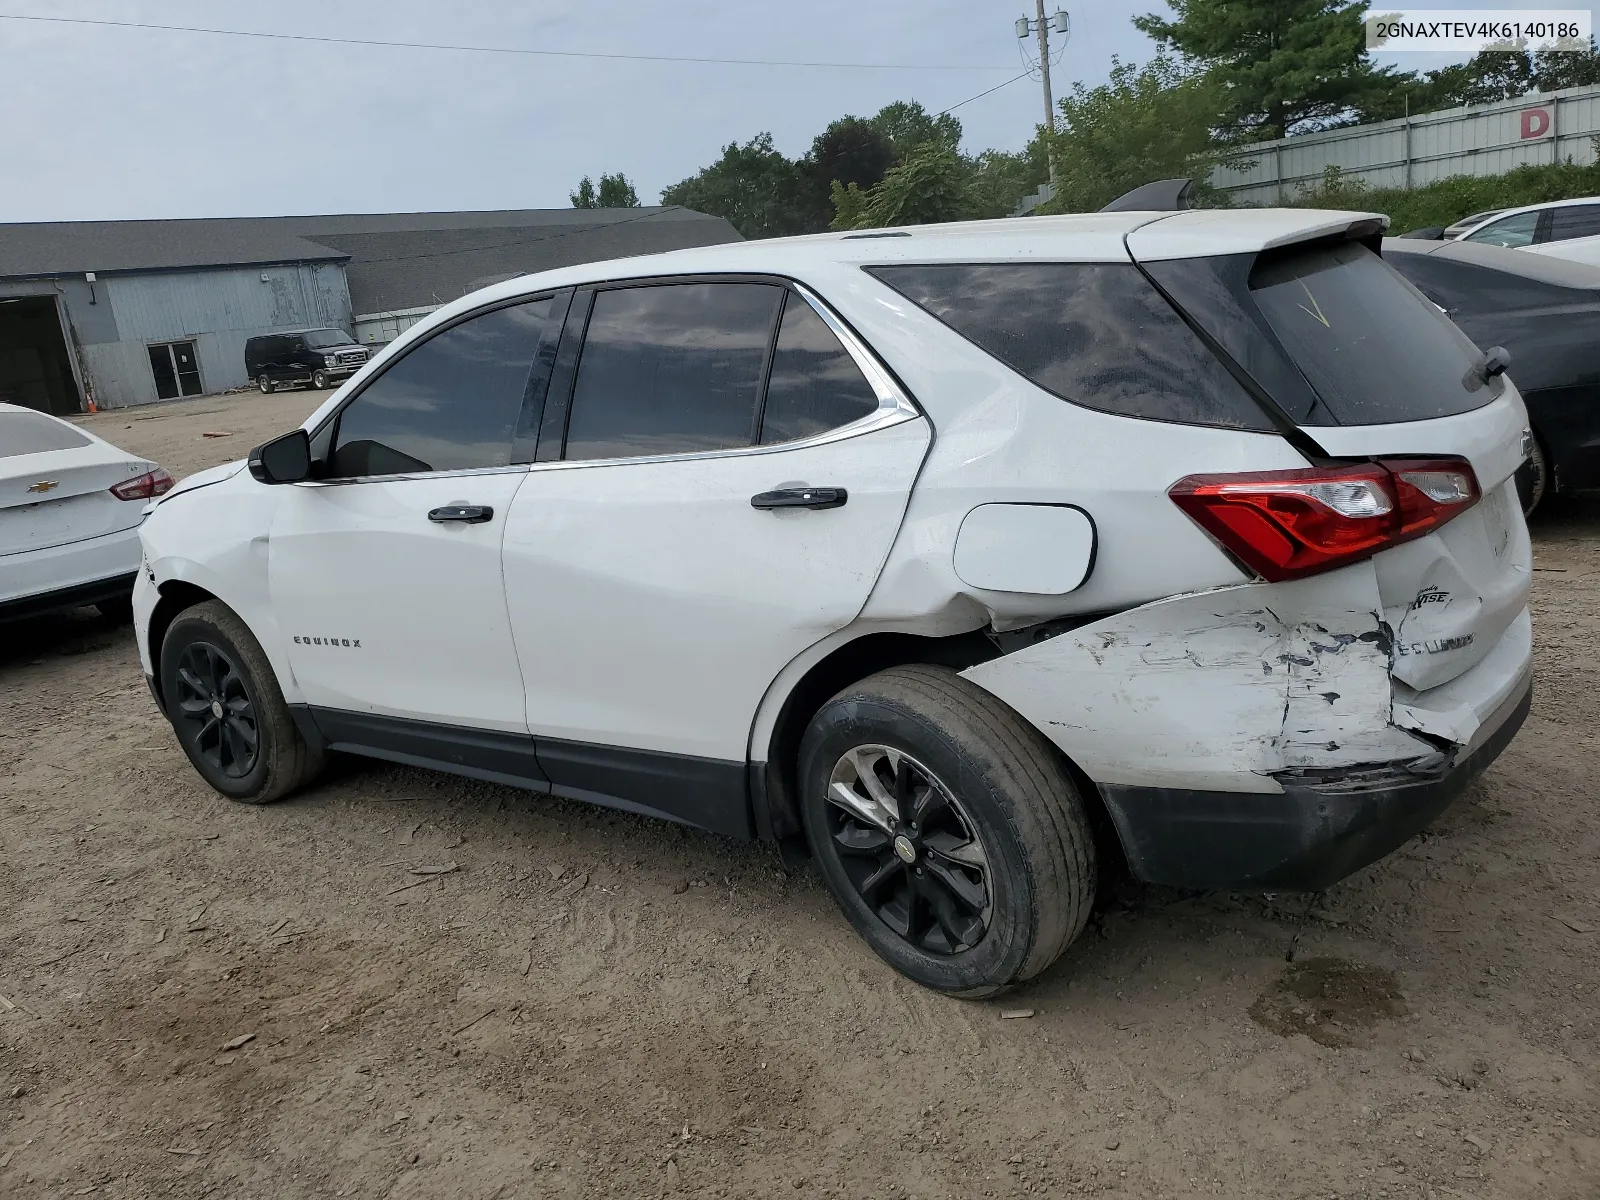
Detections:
159,600,323,804
798,665,1096,997
257,374,274,394
311,369,330,390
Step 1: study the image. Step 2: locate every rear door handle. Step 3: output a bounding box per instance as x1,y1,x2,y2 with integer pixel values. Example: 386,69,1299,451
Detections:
750,487,848,511
428,505,494,524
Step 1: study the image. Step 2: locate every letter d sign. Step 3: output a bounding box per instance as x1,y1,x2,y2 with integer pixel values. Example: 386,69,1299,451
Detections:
1521,107,1553,139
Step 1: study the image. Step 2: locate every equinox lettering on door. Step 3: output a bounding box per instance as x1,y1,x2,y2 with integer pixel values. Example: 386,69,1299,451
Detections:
293,636,362,648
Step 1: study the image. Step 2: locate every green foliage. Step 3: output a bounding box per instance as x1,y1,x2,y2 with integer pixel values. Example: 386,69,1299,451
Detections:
570,172,640,209
659,134,816,238
1409,37,1600,109
1032,54,1227,214
869,100,962,159
829,143,977,230
1135,0,1412,138
1277,158,1600,232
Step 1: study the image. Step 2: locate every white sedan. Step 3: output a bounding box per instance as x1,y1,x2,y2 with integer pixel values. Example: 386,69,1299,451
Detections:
1,403,172,622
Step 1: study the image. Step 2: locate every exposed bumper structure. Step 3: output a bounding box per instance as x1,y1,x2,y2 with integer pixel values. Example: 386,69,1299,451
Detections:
1099,671,1530,889
961,557,1534,892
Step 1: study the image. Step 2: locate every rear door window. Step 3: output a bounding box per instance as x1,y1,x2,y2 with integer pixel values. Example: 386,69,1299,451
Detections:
868,262,1271,430
0,409,91,457
563,282,783,461
1547,204,1600,242
759,293,879,444
328,296,552,478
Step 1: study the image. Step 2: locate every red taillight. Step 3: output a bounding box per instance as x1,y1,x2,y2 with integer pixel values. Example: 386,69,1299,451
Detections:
109,468,175,501
1169,459,1480,582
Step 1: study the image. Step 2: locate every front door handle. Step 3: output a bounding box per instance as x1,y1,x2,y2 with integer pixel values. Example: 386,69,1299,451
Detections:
428,505,494,524
751,487,848,511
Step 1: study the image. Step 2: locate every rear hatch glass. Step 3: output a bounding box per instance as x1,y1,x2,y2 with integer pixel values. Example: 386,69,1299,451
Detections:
1143,240,1499,427
1,409,92,457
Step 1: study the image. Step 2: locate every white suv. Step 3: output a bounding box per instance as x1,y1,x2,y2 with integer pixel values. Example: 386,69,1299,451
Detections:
134,211,1534,996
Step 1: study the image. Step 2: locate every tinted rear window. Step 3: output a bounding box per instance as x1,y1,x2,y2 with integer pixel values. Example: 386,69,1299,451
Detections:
1148,242,1496,426
0,409,91,457
869,263,1271,430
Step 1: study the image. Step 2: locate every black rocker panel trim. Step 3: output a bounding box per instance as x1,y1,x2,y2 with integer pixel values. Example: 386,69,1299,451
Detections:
536,737,753,841
297,707,752,839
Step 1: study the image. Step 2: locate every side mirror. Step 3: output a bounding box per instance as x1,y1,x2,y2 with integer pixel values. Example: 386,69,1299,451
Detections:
248,429,311,484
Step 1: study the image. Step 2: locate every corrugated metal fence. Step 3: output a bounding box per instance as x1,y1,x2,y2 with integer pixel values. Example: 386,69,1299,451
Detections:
1209,84,1600,204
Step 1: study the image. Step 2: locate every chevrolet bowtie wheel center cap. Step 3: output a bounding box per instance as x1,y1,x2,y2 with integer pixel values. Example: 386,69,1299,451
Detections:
211,699,224,719
893,834,918,864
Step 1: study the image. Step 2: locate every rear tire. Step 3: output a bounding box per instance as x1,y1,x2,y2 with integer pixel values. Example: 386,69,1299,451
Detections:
257,375,274,394
1516,432,1549,517
159,600,323,804
798,664,1096,997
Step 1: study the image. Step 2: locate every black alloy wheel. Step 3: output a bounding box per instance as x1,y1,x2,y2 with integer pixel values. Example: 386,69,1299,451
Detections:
824,743,992,955
172,640,260,779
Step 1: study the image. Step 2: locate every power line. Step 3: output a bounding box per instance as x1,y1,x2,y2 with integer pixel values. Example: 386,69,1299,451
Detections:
938,71,1032,115
0,13,1012,72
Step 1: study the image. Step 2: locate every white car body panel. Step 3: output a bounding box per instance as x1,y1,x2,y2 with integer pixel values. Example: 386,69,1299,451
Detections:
1,403,155,606
269,470,531,731
1523,232,1600,266
504,416,931,759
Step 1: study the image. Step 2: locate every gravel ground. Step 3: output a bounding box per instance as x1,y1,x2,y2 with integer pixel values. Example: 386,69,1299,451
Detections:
0,389,1595,1199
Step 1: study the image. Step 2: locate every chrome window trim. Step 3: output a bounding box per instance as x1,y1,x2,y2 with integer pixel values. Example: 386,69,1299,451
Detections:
293,463,530,488
301,275,923,485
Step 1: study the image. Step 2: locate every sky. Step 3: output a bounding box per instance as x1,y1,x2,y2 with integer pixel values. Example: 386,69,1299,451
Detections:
0,0,1586,223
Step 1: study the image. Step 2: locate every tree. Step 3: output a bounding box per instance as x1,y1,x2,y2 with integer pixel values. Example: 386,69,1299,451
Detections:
1134,0,1412,139
1413,37,1600,109
869,100,962,160
570,172,640,208
830,143,976,230
659,134,816,238
1033,55,1227,214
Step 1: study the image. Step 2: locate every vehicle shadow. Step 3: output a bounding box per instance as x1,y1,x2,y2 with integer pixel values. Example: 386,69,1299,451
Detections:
0,605,133,674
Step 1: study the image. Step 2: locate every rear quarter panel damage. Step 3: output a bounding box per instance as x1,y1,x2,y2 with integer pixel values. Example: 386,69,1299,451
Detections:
961,563,1434,794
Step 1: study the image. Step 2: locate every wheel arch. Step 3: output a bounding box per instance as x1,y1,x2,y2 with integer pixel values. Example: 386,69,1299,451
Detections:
146,579,220,711
748,627,1123,875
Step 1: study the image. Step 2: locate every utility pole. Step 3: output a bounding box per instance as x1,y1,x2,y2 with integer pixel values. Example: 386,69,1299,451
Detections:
1016,8,1069,185
1036,0,1055,183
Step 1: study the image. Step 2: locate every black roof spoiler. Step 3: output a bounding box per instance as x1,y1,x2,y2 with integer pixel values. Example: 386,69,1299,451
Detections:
1099,178,1195,213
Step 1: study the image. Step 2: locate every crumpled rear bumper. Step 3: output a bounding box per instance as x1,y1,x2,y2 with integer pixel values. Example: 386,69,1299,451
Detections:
1098,670,1530,889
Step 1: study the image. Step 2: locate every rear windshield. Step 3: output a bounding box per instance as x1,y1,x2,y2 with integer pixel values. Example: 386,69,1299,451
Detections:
1146,241,1497,426
868,263,1272,430
0,409,91,457
302,329,355,348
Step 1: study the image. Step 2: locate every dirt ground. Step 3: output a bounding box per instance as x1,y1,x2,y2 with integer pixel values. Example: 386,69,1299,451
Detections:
1,388,1596,1199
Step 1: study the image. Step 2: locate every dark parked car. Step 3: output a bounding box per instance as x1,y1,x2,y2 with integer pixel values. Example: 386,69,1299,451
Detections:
244,328,369,394
1385,237,1600,513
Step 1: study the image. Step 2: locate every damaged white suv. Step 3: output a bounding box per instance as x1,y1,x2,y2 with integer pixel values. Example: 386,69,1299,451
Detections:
134,209,1533,995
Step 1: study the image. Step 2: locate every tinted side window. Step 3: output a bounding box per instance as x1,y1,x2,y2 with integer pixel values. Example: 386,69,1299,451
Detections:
564,282,782,461
870,262,1272,430
1465,211,1539,247
759,294,879,444
1547,204,1600,242
329,296,551,478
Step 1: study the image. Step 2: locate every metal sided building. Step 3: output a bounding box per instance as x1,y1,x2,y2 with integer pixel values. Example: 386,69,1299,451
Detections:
0,208,742,413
